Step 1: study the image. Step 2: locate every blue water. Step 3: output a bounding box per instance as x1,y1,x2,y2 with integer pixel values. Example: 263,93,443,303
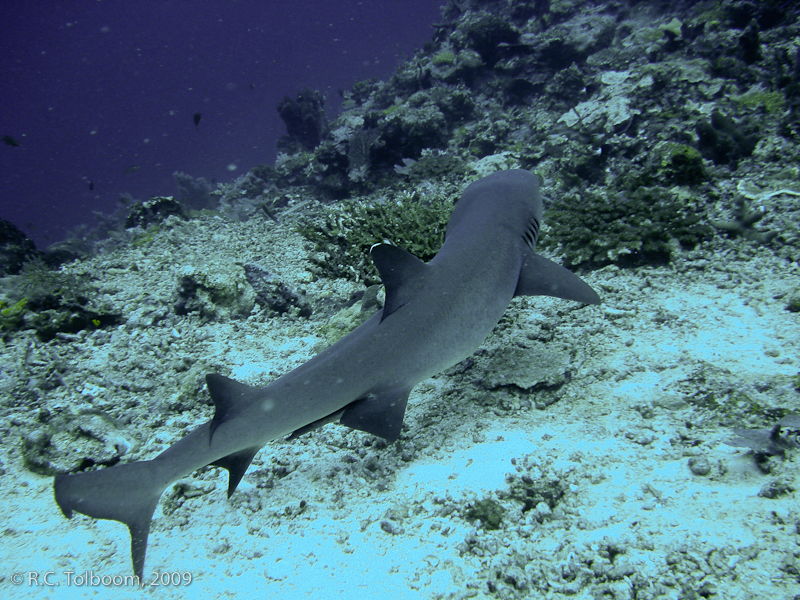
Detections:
0,0,443,248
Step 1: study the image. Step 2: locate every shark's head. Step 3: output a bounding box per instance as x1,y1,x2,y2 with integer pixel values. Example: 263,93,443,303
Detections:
446,169,543,250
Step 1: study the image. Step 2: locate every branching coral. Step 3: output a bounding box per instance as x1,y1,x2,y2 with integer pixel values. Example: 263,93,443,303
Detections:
296,192,454,283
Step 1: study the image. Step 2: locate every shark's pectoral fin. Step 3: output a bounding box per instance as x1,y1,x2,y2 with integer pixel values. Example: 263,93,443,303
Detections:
370,243,428,320
515,254,601,305
339,385,411,442
211,447,261,497
205,373,261,438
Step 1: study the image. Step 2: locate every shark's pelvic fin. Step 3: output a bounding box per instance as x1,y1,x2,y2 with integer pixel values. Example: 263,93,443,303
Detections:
54,461,166,580
339,384,412,442
370,243,428,320
515,254,601,305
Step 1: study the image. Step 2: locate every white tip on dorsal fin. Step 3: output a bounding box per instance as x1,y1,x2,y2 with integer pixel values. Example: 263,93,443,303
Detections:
370,243,428,320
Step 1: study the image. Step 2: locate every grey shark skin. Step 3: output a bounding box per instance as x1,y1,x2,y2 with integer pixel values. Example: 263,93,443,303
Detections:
54,169,600,578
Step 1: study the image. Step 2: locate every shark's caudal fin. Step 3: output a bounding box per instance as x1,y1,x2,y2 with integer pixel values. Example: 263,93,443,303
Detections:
53,375,266,579
515,254,601,305
54,461,168,580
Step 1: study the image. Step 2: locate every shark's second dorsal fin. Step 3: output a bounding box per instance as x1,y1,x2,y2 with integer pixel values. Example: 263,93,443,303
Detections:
370,243,428,320
515,254,601,305
206,374,261,437
205,374,264,496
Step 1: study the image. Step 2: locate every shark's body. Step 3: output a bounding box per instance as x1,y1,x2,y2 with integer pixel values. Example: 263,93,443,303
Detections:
54,169,600,578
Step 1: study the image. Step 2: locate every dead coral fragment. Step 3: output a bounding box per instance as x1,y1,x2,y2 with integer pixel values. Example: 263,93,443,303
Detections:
710,194,777,243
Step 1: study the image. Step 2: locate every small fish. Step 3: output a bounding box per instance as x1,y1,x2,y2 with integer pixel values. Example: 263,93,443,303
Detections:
193,112,202,128
249,83,255,92
2,134,21,147
88,180,94,191
259,203,279,223
726,413,800,456
123,165,140,176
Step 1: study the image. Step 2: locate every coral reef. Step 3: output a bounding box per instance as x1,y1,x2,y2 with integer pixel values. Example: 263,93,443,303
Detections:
540,187,713,266
173,172,215,210
696,109,758,166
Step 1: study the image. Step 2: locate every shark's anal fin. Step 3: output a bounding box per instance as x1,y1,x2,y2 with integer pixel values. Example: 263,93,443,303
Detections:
211,447,261,497
340,385,412,442
206,373,260,438
515,254,601,305
54,461,166,581
370,243,428,320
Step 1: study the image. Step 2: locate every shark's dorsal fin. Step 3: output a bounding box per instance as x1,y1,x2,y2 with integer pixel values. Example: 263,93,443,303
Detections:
339,384,412,442
515,254,601,305
370,243,428,320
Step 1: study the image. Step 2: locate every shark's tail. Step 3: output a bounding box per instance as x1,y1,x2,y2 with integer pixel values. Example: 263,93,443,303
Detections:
54,460,169,580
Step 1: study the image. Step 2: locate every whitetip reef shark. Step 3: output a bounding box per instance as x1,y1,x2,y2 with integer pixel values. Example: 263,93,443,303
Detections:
54,169,601,578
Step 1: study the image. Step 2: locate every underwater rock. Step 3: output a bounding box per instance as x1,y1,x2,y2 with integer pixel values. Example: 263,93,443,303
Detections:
696,109,757,166
277,88,327,153
758,479,794,499
0,218,39,276
243,264,311,318
462,14,519,67
174,262,256,321
651,142,706,186
26,307,121,341
125,196,186,229
21,409,133,475
173,172,215,210
375,98,449,165
42,238,93,268
479,344,571,391
465,498,505,530
517,11,617,71
315,286,383,349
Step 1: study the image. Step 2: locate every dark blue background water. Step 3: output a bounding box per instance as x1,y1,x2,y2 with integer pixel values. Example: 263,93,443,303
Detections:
0,0,443,249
